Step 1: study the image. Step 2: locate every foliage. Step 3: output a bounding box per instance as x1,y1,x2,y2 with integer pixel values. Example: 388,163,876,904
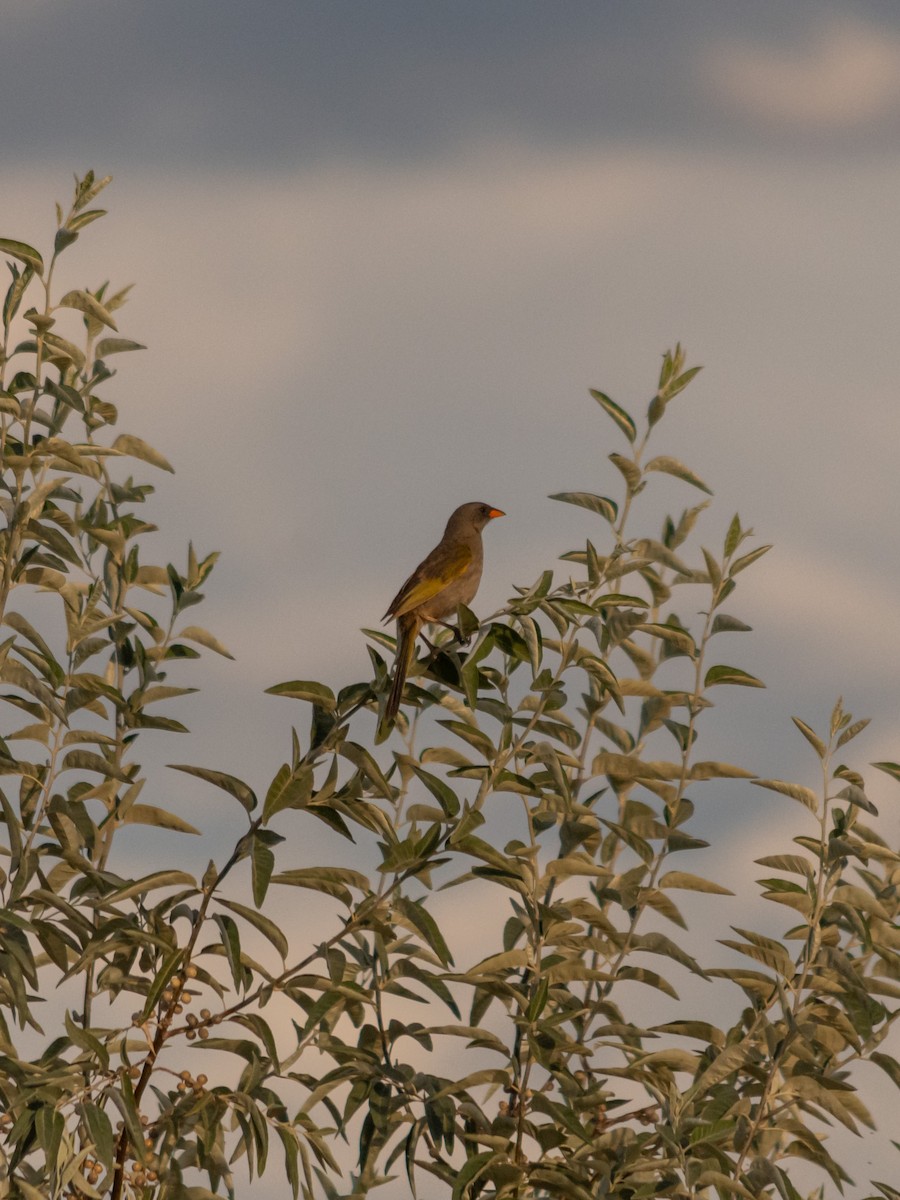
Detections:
0,173,897,1200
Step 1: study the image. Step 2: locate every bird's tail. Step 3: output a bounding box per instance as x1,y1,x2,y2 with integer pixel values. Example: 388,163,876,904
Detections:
385,614,418,721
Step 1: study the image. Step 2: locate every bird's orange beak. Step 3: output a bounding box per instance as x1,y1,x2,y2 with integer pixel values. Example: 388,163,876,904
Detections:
488,508,505,519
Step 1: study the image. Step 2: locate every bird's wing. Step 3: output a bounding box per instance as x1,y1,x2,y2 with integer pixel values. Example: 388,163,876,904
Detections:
384,542,473,620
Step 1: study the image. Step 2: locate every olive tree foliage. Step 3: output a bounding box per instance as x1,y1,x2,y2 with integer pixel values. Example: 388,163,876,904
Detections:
0,174,897,1200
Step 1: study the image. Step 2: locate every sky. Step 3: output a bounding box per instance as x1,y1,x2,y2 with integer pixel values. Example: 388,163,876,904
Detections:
3,1,900,1193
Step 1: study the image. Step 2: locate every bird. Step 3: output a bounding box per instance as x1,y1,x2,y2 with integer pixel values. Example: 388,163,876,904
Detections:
382,501,505,722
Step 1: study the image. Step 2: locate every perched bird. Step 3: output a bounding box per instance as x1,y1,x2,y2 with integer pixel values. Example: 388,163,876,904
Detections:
382,501,505,721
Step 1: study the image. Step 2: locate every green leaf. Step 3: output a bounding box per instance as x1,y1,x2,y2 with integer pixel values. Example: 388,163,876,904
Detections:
686,1043,747,1099
64,1008,109,1068
644,455,712,495
835,716,870,748
57,289,117,330
169,763,257,813
436,719,495,759
608,452,642,491
35,1106,64,1183
219,897,288,959
214,913,245,990
872,761,900,784
755,853,812,876
66,207,106,232
836,783,878,815
752,778,818,812
692,1171,755,1198
0,238,44,274
704,664,765,688
121,804,201,835
722,927,794,976
263,763,313,821
97,870,197,905
341,740,394,799
61,748,131,782
516,613,542,674
252,833,276,906
54,227,78,253
548,491,618,523
589,389,636,442
710,613,752,635
81,1102,115,1171
724,514,743,557
266,679,336,709
171,625,232,659
112,433,174,472
658,870,733,895
871,1051,900,1092
614,964,678,999
272,866,369,906
689,761,756,780
3,263,34,329
95,336,145,356
791,716,826,758
41,334,85,374
405,760,460,817
451,1151,496,1200
393,895,453,966
638,621,696,657
730,544,772,575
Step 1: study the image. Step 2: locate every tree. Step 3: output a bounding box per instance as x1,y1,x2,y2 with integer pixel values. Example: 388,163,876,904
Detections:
0,173,897,1200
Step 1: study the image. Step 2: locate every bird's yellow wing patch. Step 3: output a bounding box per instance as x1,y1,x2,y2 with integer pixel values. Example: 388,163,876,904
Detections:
386,543,472,619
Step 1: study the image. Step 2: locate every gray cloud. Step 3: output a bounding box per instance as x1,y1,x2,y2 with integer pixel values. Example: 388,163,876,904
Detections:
5,1,900,172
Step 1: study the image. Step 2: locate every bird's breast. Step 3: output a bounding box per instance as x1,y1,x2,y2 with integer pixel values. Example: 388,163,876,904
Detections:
418,557,483,622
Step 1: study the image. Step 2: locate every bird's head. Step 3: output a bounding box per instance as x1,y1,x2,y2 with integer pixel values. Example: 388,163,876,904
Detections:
447,501,505,536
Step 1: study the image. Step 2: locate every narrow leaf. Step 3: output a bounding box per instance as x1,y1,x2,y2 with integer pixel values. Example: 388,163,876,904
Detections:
57,289,117,330
95,336,145,357
872,761,900,784
121,804,200,834
0,238,44,274
589,389,636,442
730,544,772,574
658,870,733,895
644,455,713,495
548,491,618,523
704,664,765,688
792,717,826,759
218,897,288,959
266,680,336,709
112,433,174,473
835,783,878,815
168,763,257,813
177,625,234,659
97,870,196,905
711,613,752,635
752,778,818,812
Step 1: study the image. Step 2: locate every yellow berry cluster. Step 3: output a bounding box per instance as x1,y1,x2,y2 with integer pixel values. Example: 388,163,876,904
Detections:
175,1069,209,1094
80,1156,104,1187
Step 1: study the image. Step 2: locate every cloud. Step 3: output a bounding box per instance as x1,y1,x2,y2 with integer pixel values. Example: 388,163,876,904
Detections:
705,16,900,130
740,541,900,676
